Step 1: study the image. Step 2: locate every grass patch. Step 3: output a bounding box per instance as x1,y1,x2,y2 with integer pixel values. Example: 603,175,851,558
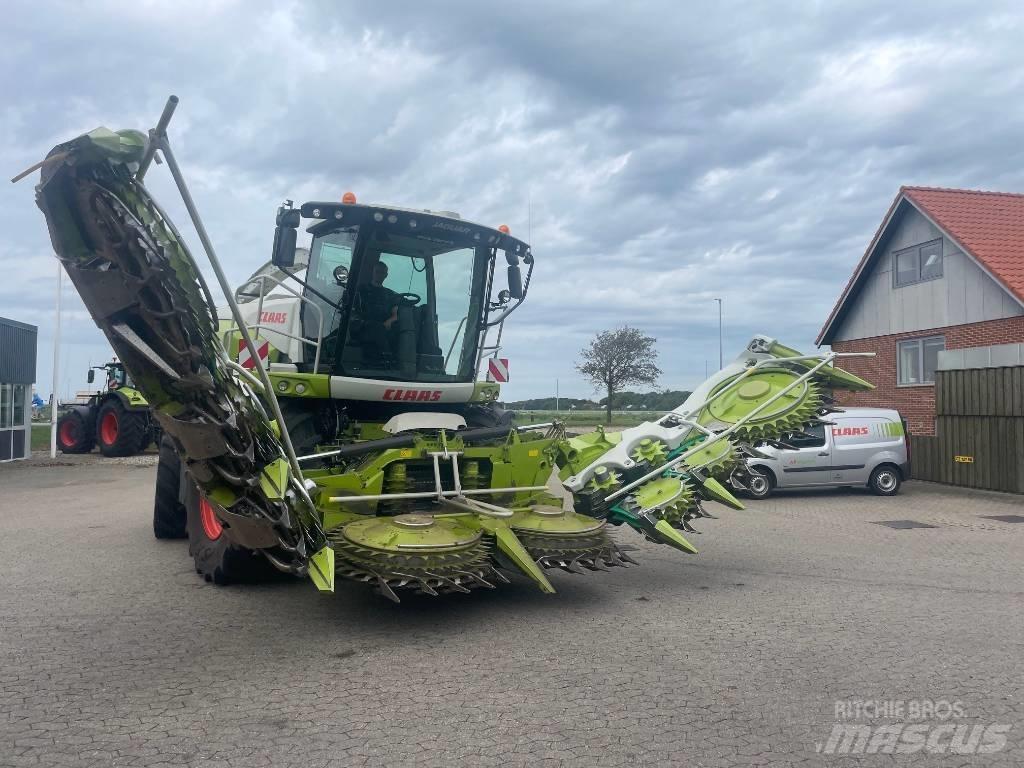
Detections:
31,423,54,451
512,410,663,428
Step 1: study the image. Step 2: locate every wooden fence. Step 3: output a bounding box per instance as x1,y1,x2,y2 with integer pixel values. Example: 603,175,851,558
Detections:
910,366,1024,494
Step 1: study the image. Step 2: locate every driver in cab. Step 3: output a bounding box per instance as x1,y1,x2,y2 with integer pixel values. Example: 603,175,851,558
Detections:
353,261,399,362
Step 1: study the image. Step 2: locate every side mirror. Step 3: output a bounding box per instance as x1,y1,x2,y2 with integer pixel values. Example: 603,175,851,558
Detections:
87,369,95,384
271,207,301,268
507,265,523,299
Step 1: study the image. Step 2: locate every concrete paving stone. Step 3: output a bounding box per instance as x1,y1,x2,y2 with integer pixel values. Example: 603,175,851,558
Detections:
0,457,1022,767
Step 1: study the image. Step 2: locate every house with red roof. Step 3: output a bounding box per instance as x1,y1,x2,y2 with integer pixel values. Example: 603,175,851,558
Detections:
817,187,1024,435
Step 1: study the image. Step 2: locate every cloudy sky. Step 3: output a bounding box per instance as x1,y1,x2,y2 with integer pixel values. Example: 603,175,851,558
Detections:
3,0,1024,401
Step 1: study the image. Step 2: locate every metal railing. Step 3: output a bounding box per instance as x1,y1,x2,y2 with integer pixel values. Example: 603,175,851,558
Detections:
224,273,325,372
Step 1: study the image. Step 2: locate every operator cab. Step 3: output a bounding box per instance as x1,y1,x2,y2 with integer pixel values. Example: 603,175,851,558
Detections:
272,197,533,383
87,361,130,392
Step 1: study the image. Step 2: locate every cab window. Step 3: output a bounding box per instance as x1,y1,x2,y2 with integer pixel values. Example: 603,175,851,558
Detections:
786,422,826,448
303,227,358,352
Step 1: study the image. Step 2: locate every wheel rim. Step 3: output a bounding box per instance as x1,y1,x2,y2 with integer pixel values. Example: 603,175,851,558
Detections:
58,419,77,447
876,471,897,492
750,476,768,495
99,411,118,445
199,498,223,540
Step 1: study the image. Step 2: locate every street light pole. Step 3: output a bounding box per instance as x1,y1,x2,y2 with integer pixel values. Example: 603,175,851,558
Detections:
50,263,63,459
715,298,723,370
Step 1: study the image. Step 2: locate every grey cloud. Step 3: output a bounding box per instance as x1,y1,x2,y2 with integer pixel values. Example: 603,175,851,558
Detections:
2,0,1023,400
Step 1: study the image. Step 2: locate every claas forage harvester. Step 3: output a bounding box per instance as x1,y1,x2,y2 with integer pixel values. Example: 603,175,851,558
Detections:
23,97,874,601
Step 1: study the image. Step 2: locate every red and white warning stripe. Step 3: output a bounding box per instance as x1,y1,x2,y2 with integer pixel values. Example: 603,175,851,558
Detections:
487,357,509,383
238,339,270,370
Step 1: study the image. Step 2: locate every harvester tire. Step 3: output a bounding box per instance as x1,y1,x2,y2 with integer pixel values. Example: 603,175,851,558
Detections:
185,482,268,585
96,399,147,457
56,411,95,454
153,436,187,539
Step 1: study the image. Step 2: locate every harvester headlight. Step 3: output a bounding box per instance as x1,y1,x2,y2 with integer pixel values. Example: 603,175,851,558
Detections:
295,383,307,394
278,381,289,392
312,208,321,218
409,219,417,228
387,214,397,224
334,210,343,220
374,212,383,222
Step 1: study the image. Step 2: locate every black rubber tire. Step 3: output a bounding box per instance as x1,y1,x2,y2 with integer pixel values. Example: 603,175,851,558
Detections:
185,482,267,585
96,399,147,457
869,465,902,496
746,467,775,499
153,436,187,539
56,411,95,454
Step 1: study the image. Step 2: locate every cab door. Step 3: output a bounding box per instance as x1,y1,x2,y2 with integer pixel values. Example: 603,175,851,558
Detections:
775,423,833,487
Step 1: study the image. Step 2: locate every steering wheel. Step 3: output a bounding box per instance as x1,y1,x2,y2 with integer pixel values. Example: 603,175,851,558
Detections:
397,292,421,306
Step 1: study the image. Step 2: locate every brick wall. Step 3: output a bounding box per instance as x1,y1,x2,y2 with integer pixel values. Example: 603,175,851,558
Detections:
830,315,1024,435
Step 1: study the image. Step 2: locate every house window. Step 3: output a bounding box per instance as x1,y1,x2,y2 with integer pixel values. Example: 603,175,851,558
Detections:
897,336,945,385
893,238,943,287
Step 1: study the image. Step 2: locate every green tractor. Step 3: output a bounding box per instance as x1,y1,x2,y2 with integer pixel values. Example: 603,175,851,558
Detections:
28,98,875,600
55,360,159,456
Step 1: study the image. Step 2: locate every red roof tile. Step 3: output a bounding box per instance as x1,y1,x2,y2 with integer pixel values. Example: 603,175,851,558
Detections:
902,187,1024,304
818,186,1024,345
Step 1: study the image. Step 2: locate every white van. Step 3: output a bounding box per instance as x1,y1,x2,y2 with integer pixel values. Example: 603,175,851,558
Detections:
742,407,909,498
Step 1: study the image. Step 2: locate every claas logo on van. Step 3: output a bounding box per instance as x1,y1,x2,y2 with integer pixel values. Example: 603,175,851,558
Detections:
832,426,869,437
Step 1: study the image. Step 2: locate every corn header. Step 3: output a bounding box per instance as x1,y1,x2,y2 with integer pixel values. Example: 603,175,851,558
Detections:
24,97,874,601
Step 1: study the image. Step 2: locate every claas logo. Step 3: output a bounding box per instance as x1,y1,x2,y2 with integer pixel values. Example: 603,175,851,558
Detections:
832,426,869,437
259,311,288,324
382,388,443,402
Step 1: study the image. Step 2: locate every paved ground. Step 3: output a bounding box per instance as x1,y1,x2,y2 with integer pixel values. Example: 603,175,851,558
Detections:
1,455,1022,767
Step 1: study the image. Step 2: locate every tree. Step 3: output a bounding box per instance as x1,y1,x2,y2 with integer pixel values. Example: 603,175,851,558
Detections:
576,326,661,424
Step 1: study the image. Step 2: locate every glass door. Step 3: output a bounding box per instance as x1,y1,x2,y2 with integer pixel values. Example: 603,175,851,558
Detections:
0,384,12,462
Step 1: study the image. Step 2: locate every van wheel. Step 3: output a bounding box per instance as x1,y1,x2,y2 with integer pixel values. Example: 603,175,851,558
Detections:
869,466,901,496
746,468,774,499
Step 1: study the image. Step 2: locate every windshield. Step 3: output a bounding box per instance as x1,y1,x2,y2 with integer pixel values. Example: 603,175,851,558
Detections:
304,216,492,383
339,227,485,382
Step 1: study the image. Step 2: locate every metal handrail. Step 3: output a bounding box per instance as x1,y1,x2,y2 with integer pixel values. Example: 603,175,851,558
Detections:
443,315,469,369
220,273,325,372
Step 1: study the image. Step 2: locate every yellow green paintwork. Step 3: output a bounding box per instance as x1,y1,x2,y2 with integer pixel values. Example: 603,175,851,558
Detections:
480,518,555,594
557,427,622,480
114,387,149,409
268,372,332,398
471,381,501,402
698,477,744,510
308,547,335,592
653,519,698,554
259,458,290,500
